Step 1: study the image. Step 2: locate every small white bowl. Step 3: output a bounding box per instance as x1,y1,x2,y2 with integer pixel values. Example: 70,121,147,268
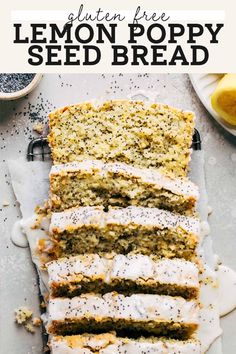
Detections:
0,74,43,101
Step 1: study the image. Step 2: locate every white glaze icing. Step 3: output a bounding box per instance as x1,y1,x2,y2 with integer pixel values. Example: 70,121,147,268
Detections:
20,214,51,296
127,89,160,102
218,265,236,316
50,159,199,199
107,207,200,234
50,206,105,232
200,221,210,238
11,220,28,248
47,293,199,325
47,254,199,289
50,206,200,235
50,335,201,354
207,206,213,215
197,262,222,353
50,160,103,174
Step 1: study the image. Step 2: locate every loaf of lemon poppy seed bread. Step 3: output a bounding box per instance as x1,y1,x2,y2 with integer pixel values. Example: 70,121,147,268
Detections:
49,160,199,214
47,253,199,299
45,99,200,350
49,206,199,260
46,292,199,338
48,100,195,178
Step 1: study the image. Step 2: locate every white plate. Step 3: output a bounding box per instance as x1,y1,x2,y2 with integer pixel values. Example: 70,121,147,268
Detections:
189,74,236,137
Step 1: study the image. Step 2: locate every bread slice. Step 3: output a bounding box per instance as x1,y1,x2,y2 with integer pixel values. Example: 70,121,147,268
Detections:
49,160,199,213
49,206,199,260
48,100,195,177
50,333,201,354
47,292,199,338
47,254,199,299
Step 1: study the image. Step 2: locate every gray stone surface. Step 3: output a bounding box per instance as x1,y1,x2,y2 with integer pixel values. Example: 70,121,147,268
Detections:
0,74,235,353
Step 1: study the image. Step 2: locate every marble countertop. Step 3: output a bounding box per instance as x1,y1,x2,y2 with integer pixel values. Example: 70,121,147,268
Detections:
0,73,235,353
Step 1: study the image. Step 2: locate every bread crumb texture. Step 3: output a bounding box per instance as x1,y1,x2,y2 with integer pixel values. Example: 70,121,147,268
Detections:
48,100,195,177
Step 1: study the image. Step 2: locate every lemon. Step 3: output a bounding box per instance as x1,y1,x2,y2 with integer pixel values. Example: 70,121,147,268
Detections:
211,74,236,126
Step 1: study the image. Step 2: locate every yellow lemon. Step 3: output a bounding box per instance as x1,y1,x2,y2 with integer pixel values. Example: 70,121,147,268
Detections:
211,74,236,126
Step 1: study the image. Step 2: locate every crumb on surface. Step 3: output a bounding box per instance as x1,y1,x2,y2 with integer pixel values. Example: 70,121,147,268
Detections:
15,307,32,325
32,317,42,327
2,200,10,207
14,307,41,334
25,323,35,334
33,122,44,134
